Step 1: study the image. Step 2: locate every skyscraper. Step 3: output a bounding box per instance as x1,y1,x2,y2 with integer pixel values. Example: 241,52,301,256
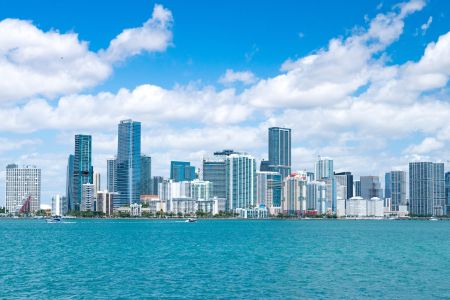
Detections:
170,161,196,182
107,158,117,193
151,176,163,195
354,180,361,197
256,171,282,208
6,164,41,214
360,176,383,200
141,155,152,195
390,171,406,211
225,153,257,211
385,172,392,198
334,172,353,199
409,162,445,216
203,156,227,200
282,172,307,215
72,134,93,211
445,172,450,215
116,119,141,207
268,127,291,179
66,154,74,211
315,156,334,180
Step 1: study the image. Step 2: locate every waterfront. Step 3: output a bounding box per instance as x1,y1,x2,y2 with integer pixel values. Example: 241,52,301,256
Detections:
1,219,450,299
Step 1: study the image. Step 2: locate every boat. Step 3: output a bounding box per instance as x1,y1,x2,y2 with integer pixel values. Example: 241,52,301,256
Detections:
185,218,197,223
429,217,438,221
46,216,62,223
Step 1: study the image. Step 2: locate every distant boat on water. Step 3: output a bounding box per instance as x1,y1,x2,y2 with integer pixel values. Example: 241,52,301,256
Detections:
46,216,62,223
185,218,197,223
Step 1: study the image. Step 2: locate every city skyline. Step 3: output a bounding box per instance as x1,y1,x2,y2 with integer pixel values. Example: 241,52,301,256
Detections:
1,0,450,205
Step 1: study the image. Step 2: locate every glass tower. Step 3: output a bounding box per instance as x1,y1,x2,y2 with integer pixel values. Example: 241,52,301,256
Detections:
409,162,445,216
107,158,117,193
170,161,196,182
445,172,450,215
268,127,291,179
116,119,141,207
360,176,383,200
390,171,406,211
72,135,93,211
141,155,152,195
384,172,392,198
66,154,74,211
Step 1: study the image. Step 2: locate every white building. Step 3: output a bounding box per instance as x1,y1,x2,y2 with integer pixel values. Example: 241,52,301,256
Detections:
346,196,367,217
336,197,346,217
306,181,327,214
159,180,192,212
81,183,95,212
367,197,384,217
256,171,281,209
6,164,41,214
171,198,197,215
52,194,63,216
282,172,307,215
315,156,333,180
236,205,269,219
96,190,117,216
191,179,213,201
130,203,142,217
226,153,256,211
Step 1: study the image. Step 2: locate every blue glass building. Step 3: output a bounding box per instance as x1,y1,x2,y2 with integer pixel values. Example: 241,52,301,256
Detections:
72,135,93,211
445,172,450,215
385,172,392,198
141,155,152,195
107,158,117,193
116,119,141,207
170,161,196,182
66,154,74,211
268,127,291,179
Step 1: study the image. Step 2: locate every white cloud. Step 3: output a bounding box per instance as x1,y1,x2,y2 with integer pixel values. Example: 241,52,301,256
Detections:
219,69,258,85
405,137,444,154
420,16,433,35
0,19,111,102
102,4,173,62
0,4,173,104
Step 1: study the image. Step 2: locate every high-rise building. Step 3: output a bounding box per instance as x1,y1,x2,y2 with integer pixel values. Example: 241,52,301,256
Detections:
73,134,93,211
315,156,333,180
390,171,406,211
151,176,163,195
225,153,257,211
354,180,361,197
360,176,383,200
306,181,327,214
446,172,450,215
96,190,117,216
141,155,152,195
93,172,101,193
52,194,63,216
256,171,282,208
81,183,95,212
6,164,41,214
259,160,271,172
268,127,291,178
334,172,353,199
107,158,117,193
191,179,213,201
409,162,445,216
170,161,196,182
203,156,227,200
385,172,392,198
116,119,141,207
66,154,74,211
282,172,307,215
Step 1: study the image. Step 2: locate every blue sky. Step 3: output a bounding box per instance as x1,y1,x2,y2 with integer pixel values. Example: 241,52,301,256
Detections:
0,0,449,205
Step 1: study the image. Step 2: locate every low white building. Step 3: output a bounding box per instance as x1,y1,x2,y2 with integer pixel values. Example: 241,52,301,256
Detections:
81,184,95,212
346,196,367,217
236,205,269,219
336,197,346,217
367,197,384,217
130,203,142,217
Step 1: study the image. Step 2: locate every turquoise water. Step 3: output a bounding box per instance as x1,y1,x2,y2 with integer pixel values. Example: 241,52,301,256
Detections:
1,219,450,299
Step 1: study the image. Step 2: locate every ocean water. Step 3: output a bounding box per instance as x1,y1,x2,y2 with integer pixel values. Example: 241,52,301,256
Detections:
1,219,449,299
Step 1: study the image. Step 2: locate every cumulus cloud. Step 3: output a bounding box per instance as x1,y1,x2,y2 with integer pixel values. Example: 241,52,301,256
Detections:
420,16,433,35
102,4,173,62
0,4,173,103
219,69,258,85
405,137,444,154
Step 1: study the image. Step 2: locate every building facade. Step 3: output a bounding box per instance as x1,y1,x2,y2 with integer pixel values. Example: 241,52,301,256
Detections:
107,158,117,193
268,127,291,178
256,171,282,208
282,172,307,215
360,176,383,200
72,135,93,211
66,154,74,211
203,155,227,199
334,172,353,199
81,183,95,212
225,154,256,211
409,162,445,216
390,171,406,211
315,156,334,180
6,164,41,214
141,155,152,195
116,119,141,207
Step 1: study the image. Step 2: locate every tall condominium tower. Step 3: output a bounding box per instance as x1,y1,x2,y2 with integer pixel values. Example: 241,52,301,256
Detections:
334,172,353,199
72,134,93,211
66,154,74,211
116,119,141,207
360,176,383,200
268,127,291,179
107,158,117,193
315,156,334,180
225,153,257,211
141,155,152,195
384,172,392,198
6,164,41,213
409,162,445,216
390,170,406,211
256,171,282,208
